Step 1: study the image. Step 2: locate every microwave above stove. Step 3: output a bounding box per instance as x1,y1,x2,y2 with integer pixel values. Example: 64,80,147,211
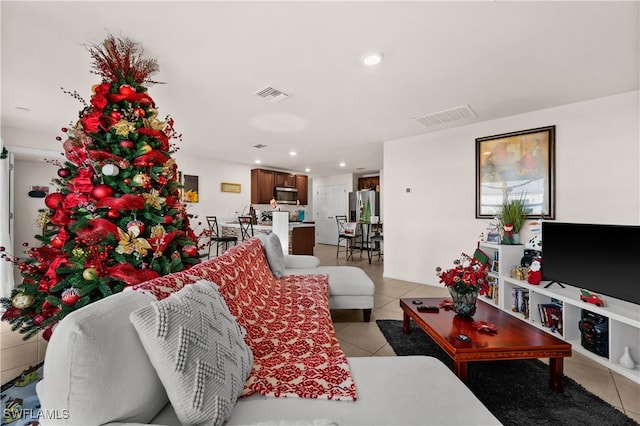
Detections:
274,186,298,204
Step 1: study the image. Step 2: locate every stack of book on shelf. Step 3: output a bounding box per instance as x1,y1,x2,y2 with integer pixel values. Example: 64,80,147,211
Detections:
511,287,530,318
538,299,563,336
485,276,499,304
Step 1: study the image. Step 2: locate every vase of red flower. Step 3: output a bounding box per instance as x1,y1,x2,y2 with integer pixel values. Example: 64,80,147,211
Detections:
448,286,479,317
436,254,489,317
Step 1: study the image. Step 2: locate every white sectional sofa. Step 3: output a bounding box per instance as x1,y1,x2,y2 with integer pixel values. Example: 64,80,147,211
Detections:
36,237,500,425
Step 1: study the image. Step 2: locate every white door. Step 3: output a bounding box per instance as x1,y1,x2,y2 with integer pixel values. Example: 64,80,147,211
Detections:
316,184,348,245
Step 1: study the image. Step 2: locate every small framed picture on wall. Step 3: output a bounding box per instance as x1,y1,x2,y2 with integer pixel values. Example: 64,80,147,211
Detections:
28,185,50,198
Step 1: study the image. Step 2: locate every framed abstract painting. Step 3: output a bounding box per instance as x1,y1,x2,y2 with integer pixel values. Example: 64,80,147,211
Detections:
476,126,555,219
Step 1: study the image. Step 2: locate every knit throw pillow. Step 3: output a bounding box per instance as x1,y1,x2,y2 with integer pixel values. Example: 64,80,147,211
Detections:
130,280,254,426
257,232,285,278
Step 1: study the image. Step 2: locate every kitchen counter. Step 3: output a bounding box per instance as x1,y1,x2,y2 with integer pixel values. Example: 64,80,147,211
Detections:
221,222,315,255
222,222,314,230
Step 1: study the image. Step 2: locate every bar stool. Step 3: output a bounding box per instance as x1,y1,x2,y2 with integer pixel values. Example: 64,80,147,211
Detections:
238,216,254,241
206,216,238,258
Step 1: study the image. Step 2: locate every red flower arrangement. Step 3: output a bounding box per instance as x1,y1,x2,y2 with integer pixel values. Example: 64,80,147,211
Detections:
436,253,489,295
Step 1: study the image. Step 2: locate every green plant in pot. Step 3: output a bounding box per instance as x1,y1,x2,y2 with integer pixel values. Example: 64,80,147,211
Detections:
498,194,530,244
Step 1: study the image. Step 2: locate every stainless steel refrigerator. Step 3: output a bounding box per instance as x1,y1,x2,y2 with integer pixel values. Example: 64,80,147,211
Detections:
349,190,380,222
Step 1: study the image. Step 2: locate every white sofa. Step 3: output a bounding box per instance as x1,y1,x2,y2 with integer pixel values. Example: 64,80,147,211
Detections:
36,237,499,425
37,290,500,426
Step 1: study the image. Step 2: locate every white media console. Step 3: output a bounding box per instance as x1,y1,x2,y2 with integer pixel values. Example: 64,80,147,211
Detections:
478,242,640,383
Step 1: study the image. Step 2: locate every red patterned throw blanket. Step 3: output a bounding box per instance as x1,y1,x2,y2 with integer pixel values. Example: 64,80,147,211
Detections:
131,238,357,401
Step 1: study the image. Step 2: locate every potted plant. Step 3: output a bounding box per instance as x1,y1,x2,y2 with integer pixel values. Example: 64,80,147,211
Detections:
498,194,530,244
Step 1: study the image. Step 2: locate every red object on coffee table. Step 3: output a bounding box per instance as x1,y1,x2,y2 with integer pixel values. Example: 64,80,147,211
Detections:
439,299,454,310
400,297,572,393
471,320,498,333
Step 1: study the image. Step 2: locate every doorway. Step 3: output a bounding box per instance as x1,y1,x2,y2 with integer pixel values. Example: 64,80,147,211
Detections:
315,184,349,245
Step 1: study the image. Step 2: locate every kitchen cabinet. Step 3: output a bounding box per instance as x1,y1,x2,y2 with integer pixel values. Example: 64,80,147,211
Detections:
275,172,296,188
292,225,315,255
252,168,309,205
358,176,380,191
251,169,274,204
295,174,308,205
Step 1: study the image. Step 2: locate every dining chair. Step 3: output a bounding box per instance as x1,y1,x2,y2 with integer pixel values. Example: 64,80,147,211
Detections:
336,215,360,260
368,224,384,263
238,216,254,241
206,216,238,258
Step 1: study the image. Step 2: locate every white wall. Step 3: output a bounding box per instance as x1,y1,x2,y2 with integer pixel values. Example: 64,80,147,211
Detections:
383,90,640,285
172,152,253,236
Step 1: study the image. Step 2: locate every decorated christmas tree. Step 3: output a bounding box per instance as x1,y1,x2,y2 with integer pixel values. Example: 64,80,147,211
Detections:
1,35,200,340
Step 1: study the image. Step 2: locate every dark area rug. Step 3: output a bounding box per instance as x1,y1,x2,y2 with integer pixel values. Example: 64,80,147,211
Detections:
377,319,638,426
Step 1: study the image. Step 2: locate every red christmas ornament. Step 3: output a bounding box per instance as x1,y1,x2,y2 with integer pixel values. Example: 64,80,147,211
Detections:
42,326,54,341
44,192,65,210
107,209,120,219
119,139,134,149
124,178,131,184
50,237,64,249
61,288,80,306
133,107,145,118
76,218,118,241
119,85,136,96
163,215,173,225
91,184,115,200
110,110,122,120
57,168,71,178
182,245,198,257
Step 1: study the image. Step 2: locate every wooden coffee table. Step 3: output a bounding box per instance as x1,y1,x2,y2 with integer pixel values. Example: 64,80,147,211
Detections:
400,297,572,392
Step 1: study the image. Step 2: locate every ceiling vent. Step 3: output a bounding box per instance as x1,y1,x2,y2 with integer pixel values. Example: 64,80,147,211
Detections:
253,144,267,149
255,86,290,103
414,105,476,128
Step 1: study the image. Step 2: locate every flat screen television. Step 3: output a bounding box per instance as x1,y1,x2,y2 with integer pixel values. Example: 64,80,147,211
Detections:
541,222,640,305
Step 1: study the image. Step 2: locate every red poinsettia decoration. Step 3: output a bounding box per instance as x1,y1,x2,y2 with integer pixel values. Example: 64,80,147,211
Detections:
436,253,489,295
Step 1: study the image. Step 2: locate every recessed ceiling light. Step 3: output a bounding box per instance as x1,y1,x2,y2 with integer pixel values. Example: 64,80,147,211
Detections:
339,162,346,167
289,151,297,156
363,51,383,66
255,159,262,164
304,168,311,173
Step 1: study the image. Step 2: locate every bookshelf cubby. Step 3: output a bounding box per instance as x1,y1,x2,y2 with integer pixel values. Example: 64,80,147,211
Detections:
477,242,640,383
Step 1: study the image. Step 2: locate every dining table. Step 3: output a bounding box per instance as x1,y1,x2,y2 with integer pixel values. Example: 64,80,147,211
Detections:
357,221,383,263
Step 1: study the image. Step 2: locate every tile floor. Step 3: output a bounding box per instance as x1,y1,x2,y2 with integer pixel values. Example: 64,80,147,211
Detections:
316,243,640,422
